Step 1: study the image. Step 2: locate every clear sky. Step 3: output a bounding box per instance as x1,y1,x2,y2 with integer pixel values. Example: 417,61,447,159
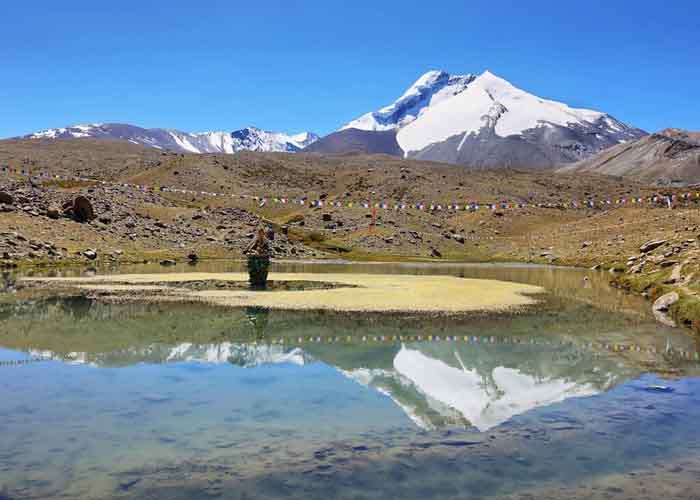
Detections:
1,0,698,138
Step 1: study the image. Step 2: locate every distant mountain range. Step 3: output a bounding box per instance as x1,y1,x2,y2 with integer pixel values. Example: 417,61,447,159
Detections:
559,128,700,186
18,69,656,170
24,123,319,154
312,70,646,169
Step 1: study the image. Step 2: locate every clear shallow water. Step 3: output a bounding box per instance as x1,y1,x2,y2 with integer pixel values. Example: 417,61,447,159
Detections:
1,263,700,499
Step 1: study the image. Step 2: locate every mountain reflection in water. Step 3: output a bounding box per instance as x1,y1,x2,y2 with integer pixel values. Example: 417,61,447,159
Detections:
0,293,692,432
2,264,700,500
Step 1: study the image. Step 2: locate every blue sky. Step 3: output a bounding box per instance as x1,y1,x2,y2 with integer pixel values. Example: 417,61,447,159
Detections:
1,0,698,138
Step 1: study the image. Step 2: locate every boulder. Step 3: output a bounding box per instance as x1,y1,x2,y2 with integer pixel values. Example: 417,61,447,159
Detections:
652,291,679,328
46,205,61,219
321,213,333,222
431,248,442,258
82,249,98,260
72,196,95,222
0,192,13,205
160,259,177,266
640,239,667,253
653,292,679,312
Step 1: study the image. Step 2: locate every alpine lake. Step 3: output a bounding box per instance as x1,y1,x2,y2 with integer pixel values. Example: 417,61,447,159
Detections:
2,261,700,500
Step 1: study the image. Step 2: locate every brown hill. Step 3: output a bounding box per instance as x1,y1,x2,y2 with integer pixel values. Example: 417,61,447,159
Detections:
303,129,403,156
558,129,700,186
0,138,653,206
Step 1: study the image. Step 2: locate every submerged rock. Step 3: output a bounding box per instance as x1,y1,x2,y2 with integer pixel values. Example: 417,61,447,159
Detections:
653,292,679,312
652,291,679,327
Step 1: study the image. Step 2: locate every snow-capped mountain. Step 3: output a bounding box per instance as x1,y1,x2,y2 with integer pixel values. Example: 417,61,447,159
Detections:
341,70,476,131
20,69,647,168
25,123,319,154
318,70,646,169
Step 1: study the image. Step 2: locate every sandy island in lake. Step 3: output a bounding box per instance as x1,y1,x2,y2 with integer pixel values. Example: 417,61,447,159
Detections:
20,273,544,313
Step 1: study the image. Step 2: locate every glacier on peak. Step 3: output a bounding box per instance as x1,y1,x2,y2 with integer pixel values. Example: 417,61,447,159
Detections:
341,70,475,132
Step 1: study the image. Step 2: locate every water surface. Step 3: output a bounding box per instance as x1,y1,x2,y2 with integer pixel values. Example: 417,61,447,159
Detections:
1,262,699,499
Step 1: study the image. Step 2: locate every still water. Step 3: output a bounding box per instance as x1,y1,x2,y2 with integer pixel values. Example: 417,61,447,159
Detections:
1,262,700,499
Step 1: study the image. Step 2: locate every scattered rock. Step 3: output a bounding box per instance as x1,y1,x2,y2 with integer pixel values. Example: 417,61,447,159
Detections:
0,192,14,205
627,263,644,274
82,249,98,260
663,262,685,285
431,248,442,258
640,239,667,253
46,205,61,219
609,265,626,274
321,214,332,222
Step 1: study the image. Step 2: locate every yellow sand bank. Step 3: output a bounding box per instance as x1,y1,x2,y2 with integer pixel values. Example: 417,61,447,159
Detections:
21,273,544,313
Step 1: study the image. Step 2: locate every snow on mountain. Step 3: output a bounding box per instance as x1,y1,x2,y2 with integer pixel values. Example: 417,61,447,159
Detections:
337,342,625,431
341,70,475,131
392,346,598,431
396,70,629,154
24,123,319,154
331,69,646,169
228,127,319,153
30,343,308,367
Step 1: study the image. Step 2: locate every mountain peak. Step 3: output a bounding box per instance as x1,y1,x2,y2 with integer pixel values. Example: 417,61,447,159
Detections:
324,69,646,169
341,69,475,132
